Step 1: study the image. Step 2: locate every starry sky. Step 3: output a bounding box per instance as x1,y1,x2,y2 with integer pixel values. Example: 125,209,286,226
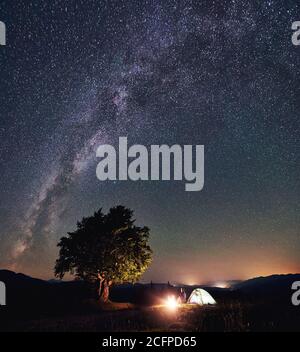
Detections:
0,0,299,283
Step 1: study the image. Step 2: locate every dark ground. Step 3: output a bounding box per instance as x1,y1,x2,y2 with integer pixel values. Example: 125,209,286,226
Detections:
0,270,299,332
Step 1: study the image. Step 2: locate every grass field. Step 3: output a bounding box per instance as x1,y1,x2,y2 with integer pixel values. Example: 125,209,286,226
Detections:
6,300,299,332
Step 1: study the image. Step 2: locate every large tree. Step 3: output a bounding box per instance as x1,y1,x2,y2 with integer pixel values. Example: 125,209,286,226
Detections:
54,205,152,301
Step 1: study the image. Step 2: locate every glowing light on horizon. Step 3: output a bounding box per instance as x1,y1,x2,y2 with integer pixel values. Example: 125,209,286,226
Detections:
214,281,228,288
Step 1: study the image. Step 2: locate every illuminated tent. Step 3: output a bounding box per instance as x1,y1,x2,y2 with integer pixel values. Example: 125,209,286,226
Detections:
187,288,216,305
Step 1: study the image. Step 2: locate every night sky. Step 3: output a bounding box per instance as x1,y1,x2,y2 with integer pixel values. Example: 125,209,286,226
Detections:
0,0,299,283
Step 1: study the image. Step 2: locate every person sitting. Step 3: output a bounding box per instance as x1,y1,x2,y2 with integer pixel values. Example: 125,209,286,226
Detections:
177,288,187,304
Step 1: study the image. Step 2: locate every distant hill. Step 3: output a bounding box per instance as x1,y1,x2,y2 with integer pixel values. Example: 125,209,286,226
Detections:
233,274,300,304
234,274,300,290
0,270,90,317
0,269,47,287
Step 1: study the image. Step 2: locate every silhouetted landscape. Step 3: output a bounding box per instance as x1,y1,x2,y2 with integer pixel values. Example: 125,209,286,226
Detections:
1,270,299,332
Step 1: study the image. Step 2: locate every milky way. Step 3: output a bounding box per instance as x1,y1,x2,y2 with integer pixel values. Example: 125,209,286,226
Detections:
0,1,299,281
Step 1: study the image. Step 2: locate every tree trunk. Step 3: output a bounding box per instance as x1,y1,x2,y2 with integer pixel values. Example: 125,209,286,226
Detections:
99,280,112,302
101,285,110,302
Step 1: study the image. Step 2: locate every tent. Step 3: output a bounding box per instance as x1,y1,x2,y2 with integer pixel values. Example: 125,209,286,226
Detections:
187,288,216,305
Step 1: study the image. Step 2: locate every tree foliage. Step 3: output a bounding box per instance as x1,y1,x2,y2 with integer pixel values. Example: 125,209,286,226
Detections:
54,206,152,283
